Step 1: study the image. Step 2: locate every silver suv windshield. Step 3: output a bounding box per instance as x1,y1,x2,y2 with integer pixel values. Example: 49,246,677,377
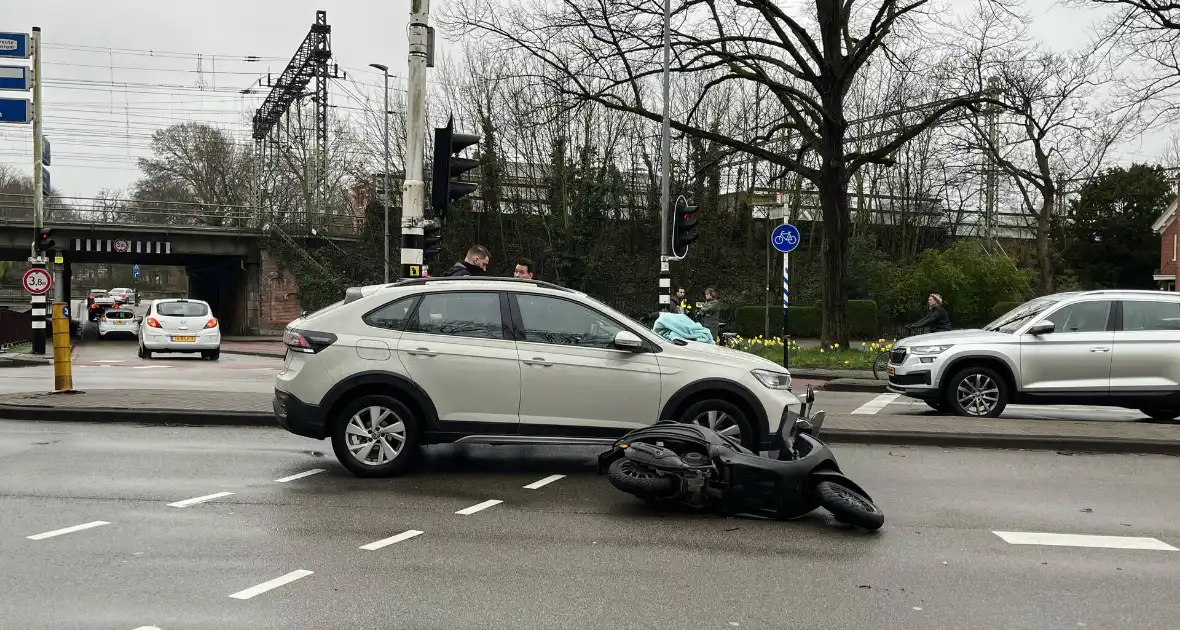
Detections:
983,296,1062,334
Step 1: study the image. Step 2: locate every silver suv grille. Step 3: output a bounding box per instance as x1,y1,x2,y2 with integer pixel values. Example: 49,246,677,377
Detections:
890,348,908,364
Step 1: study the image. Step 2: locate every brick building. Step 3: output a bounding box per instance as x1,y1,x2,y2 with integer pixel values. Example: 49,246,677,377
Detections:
1153,194,1178,291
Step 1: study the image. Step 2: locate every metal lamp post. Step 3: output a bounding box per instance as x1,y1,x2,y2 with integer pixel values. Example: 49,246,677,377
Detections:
369,63,391,283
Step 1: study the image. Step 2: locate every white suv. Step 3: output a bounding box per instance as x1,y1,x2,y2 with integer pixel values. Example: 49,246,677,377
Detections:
273,277,804,477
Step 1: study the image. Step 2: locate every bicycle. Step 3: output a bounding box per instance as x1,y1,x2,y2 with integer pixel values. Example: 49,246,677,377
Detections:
871,325,920,381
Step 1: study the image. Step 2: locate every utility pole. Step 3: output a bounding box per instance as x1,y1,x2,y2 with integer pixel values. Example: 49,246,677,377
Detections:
30,26,47,355
657,0,672,312
370,63,391,283
401,0,430,279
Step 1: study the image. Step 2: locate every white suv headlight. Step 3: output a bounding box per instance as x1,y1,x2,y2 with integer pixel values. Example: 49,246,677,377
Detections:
751,369,792,389
911,344,953,355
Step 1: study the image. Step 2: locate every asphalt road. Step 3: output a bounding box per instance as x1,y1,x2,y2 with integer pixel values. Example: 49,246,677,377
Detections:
1,420,1177,629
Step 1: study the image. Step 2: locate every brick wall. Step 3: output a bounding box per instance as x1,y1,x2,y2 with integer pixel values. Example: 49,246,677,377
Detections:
259,249,301,330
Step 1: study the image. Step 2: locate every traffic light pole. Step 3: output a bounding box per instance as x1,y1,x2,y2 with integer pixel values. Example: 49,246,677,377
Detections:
401,0,430,279
657,0,672,312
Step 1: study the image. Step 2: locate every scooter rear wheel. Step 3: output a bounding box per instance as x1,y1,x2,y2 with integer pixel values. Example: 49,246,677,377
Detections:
815,480,884,531
607,458,676,496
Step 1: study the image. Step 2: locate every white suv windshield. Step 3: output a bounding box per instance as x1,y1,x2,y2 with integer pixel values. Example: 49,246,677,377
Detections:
984,296,1062,334
157,302,209,317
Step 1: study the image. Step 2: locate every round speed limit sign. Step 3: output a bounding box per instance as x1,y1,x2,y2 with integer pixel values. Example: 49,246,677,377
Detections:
22,268,52,295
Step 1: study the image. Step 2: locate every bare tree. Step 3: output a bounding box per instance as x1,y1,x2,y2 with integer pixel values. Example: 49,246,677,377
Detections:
441,0,1009,344
135,122,255,226
958,49,1124,293
1071,0,1180,125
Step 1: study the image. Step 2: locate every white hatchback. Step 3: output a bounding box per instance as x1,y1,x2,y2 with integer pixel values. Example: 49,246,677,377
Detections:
98,308,139,338
138,298,221,360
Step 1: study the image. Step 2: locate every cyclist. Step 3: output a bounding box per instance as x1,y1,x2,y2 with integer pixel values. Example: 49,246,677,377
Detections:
908,293,951,333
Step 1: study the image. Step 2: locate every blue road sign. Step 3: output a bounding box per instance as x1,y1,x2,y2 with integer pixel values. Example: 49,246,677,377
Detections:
62,305,69,319
0,65,30,91
0,33,30,59
0,97,31,124
132,264,141,279
771,223,801,254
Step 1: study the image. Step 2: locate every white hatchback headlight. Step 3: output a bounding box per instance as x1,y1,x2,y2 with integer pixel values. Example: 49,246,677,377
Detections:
752,368,792,389
911,344,953,355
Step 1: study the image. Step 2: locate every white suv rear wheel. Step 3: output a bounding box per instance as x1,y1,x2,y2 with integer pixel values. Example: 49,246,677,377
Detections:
331,394,422,477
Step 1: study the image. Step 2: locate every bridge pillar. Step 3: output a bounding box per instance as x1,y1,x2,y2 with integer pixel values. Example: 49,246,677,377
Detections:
258,249,301,335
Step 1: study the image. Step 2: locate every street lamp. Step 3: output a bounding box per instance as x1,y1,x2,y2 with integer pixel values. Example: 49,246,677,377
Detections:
369,63,391,283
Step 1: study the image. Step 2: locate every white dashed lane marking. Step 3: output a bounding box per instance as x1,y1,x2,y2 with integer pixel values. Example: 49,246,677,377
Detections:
27,520,111,540
994,531,1179,551
167,492,235,508
275,469,326,483
850,393,900,415
523,474,565,489
456,499,502,515
359,530,424,551
228,570,314,600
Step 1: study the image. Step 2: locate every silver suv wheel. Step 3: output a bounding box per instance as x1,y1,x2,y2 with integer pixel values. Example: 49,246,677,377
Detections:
948,367,1008,418
345,406,408,466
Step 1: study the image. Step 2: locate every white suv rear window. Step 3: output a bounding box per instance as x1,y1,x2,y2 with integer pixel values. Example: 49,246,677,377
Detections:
157,302,209,317
106,310,134,319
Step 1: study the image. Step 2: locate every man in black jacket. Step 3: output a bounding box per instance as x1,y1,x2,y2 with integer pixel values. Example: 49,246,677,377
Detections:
440,245,491,277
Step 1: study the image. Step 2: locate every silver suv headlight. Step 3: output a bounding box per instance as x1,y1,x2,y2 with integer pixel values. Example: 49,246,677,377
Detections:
911,344,953,355
751,368,792,389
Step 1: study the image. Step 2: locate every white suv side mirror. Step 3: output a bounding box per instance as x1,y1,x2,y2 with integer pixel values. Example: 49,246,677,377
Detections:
612,330,644,350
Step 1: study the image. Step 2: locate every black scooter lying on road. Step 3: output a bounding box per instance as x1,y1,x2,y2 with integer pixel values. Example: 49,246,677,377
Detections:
597,387,884,531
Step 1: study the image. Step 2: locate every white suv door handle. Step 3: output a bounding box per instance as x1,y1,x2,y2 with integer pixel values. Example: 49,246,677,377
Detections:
1089,347,1110,353
523,357,553,366
406,347,437,357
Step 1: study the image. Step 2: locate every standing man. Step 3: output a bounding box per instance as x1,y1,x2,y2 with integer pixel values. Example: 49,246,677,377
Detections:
440,245,491,277
697,287,723,340
668,286,688,314
514,258,535,279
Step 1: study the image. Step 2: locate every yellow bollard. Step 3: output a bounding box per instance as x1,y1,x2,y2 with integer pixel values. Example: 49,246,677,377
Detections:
51,302,74,392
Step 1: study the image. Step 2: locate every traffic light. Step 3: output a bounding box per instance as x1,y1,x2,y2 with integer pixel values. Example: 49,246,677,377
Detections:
671,204,699,256
423,220,443,262
34,227,54,252
430,115,480,219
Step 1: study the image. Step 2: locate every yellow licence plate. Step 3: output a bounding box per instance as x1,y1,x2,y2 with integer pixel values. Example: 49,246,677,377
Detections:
888,365,895,378
115,321,124,325
171,336,197,342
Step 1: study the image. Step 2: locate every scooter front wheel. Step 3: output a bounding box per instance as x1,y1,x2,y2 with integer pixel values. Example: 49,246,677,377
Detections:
815,480,884,531
607,458,676,496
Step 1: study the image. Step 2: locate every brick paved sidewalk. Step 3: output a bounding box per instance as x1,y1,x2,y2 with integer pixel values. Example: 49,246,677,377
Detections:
221,341,285,358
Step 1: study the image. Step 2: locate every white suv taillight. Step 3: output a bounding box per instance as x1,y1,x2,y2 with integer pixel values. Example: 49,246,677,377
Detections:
284,328,337,354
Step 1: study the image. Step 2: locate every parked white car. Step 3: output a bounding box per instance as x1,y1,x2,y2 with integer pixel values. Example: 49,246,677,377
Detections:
273,277,803,477
98,309,139,338
138,298,220,360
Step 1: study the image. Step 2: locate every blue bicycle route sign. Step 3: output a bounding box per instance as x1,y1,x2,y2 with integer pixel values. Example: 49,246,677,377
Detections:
771,223,800,254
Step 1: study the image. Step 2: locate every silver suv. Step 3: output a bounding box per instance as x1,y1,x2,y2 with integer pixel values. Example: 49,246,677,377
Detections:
887,290,1180,421
273,277,810,477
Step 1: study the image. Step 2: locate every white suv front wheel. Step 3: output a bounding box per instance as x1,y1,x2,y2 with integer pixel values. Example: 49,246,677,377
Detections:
946,367,1009,418
331,394,422,477
680,399,756,451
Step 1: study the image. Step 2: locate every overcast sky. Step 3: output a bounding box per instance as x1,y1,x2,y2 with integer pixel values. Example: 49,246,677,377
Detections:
0,0,1172,199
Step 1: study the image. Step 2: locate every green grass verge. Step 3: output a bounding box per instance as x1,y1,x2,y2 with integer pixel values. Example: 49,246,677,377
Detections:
728,336,896,371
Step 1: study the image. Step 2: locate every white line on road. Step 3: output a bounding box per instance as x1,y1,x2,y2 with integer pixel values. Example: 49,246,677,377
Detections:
359,529,424,551
456,499,503,515
167,491,235,508
132,627,162,630
27,520,111,540
228,570,314,600
94,359,125,363
523,474,565,490
275,469,326,483
133,365,173,370
851,393,900,415
993,531,1179,551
